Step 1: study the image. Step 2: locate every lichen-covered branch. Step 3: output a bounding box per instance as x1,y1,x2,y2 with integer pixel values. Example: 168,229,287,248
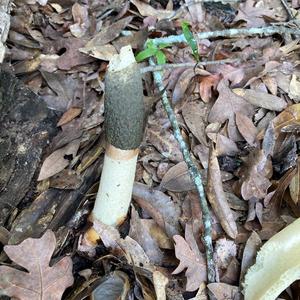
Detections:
152,24,300,46
140,58,239,73
150,58,215,283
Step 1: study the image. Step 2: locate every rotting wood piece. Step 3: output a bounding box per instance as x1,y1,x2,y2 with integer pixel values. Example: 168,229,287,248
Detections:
0,70,57,226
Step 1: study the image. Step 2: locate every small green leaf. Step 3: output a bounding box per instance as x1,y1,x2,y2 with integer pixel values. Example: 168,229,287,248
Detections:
158,43,171,49
135,47,158,62
155,50,166,65
182,21,199,62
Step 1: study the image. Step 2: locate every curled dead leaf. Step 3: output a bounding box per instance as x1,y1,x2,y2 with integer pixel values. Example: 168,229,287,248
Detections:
233,88,287,111
207,146,238,239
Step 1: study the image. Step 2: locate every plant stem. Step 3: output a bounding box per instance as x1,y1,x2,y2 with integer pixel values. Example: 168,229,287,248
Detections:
150,58,215,283
280,0,295,20
152,24,300,46
140,58,239,73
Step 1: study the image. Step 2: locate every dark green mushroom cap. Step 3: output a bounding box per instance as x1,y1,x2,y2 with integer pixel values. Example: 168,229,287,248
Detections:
105,50,145,150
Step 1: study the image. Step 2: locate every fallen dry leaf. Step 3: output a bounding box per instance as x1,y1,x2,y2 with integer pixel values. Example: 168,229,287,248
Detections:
215,134,239,156
289,74,300,102
70,3,89,38
0,230,73,300
237,149,272,200
130,0,174,21
199,74,220,103
182,101,209,146
129,207,164,265
211,64,245,87
290,157,300,204
142,219,173,249
81,44,117,61
272,103,300,137
153,270,169,300
40,70,78,111
38,139,80,181
207,282,240,300
57,107,82,127
190,283,208,300
214,238,237,270
240,231,262,282
160,161,232,192
233,88,287,111
234,0,273,27
87,220,153,269
172,69,209,104
83,16,133,52
146,125,183,162
208,79,254,141
235,112,257,146
160,161,205,192
207,146,238,239
173,225,207,291
185,0,204,23
271,168,297,210
91,271,130,300
262,75,278,95
55,37,94,70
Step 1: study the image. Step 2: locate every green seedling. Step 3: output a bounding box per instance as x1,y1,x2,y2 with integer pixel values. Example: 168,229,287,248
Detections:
181,21,199,62
135,40,168,65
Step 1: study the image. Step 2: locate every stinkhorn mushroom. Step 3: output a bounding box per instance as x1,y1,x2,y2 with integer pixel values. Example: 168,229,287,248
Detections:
244,217,300,300
86,46,145,242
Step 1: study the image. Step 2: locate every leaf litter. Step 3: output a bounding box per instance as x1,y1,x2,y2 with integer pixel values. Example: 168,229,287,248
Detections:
2,0,300,299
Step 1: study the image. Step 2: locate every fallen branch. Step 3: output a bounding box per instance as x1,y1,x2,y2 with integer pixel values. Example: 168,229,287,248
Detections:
0,0,11,63
150,58,215,283
280,0,295,20
152,23,300,46
140,58,239,73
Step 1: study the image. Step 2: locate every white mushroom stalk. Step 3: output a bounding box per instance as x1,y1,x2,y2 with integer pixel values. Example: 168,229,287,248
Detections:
86,46,145,243
244,217,300,300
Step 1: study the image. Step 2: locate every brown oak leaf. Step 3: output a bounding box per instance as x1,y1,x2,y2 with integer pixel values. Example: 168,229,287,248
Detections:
173,224,206,291
0,230,74,300
208,79,254,141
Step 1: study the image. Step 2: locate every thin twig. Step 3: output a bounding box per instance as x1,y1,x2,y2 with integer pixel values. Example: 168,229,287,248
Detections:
280,0,295,20
149,58,215,283
152,24,300,45
140,58,239,73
